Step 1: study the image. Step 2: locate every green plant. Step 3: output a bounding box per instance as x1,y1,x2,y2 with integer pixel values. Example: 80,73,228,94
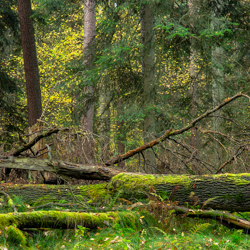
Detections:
5,225,26,246
75,226,88,237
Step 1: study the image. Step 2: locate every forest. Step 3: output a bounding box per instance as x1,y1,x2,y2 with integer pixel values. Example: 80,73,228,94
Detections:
1,0,250,249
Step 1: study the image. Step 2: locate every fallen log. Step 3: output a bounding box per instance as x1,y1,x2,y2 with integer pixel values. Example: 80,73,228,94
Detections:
1,206,250,232
0,211,141,229
2,173,250,212
172,205,250,232
0,157,121,180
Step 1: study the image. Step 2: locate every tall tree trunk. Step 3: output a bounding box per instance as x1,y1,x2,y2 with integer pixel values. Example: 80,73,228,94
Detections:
211,0,225,133
211,0,226,165
99,89,110,162
98,8,119,163
82,0,96,163
18,0,43,181
117,97,126,169
141,2,156,173
18,0,42,127
189,0,200,173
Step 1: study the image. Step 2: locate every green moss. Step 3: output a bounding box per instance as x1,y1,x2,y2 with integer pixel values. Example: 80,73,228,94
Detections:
211,173,250,185
78,183,108,201
5,225,27,246
108,173,192,195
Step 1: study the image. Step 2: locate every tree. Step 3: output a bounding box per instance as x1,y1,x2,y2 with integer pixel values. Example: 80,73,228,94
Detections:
81,0,96,163
0,0,26,147
141,1,156,173
18,0,42,127
189,0,199,156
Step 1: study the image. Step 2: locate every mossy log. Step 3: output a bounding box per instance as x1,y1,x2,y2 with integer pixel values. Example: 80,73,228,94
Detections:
172,206,250,232
0,206,250,232
2,173,250,212
0,211,141,229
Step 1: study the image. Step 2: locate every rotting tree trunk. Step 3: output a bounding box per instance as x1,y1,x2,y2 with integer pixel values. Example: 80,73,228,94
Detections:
0,157,121,181
0,207,250,232
2,172,250,212
0,211,140,230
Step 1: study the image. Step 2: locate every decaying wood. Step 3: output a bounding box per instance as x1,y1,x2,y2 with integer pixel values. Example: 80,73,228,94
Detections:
12,127,70,157
0,211,139,230
0,157,121,180
2,173,250,212
172,205,250,232
105,93,248,166
0,203,249,232
8,93,249,168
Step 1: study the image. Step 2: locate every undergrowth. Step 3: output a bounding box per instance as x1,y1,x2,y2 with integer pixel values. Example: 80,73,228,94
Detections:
0,195,250,249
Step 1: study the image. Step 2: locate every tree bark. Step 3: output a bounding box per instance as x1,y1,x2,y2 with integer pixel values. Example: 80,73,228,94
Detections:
0,157,121,181
141,2,156,173
2,171,250,212
81,0,96,163
189,0,199,155
18,0,42,127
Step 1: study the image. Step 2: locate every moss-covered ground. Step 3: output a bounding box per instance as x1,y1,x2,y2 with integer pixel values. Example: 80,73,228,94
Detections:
0,195,250,249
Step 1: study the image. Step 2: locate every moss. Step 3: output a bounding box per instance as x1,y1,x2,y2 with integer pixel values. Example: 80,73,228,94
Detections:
77,183,108,202
211,173,250,185
0,211,143,230
5,225,27,246
108,173,192,195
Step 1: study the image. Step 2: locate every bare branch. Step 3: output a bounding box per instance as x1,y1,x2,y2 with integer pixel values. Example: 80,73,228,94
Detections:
105,93,248,166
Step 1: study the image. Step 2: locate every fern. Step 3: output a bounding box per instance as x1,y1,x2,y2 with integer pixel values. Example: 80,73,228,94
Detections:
190,223,210,234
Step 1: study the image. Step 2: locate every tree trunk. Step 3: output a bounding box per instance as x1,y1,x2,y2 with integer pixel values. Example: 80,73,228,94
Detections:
211,0,226,166
99,90,110,162
0,211,139,230
18,0,42,127
189,0,200,174
141,2,156,173
2,169,250,212
0,157,121,181
189,0,199,153
117,97,126,169
81,0,96,163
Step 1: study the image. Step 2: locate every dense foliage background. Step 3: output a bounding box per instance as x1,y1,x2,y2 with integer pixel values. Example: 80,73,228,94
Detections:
1,0,250,175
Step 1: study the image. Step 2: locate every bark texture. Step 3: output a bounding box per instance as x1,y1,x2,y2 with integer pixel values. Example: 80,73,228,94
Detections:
108,173,250,212
189,0,199,154
2,172,250,212
0,157,121,181
18,0,42,127
141,2,156,173
211,0,225,134
82,0,96,133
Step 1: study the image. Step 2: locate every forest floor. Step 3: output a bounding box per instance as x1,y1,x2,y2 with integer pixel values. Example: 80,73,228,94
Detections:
0,193,250,250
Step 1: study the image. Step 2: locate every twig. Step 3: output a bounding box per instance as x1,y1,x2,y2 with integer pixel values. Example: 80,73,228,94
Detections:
151,147,175,174
215,145,248,174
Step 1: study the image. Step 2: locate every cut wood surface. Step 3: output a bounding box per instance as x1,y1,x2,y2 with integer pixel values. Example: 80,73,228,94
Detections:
2,173,250,212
